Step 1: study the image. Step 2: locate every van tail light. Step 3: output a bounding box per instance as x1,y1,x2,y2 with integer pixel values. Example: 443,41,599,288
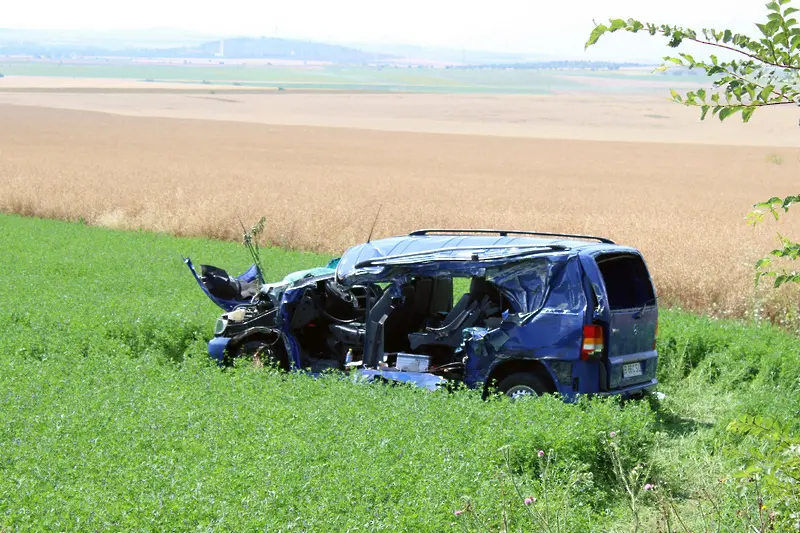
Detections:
653,324,658,351
581,325,604,360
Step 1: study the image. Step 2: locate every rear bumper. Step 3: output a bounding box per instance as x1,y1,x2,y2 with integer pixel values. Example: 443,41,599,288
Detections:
208,337,231,365
608,350,658,390
598,378,658,398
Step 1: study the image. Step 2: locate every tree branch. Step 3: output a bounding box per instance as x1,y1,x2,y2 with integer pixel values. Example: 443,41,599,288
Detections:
655,29,800,70
722,69,792,102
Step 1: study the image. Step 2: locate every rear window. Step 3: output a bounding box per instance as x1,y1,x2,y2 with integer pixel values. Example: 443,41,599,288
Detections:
595,253,655,310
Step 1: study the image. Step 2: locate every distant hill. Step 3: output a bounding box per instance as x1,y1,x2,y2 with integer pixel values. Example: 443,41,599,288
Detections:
342,42,541,65
452,60,649,70
167,37,387,63
0,27,213,49
0,33,390,64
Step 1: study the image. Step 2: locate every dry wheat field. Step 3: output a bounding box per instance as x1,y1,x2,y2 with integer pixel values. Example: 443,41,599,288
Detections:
1,97,799,318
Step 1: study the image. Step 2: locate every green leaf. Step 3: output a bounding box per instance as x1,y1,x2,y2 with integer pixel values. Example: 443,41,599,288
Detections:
755,270,772,286
718,106,737,120
609,18,627,31
782,195,800,210
697,88,707,102
742,106,756,122
700,105,711,120
585,24,609,49
766,1,781,12
723,29,733,42
767,19,781,36
670,88,683,103
760,196,784,206
760,85,776,100
755,257,773,269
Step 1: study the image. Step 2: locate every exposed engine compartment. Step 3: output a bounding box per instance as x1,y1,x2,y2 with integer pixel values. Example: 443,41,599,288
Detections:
194,253,510,380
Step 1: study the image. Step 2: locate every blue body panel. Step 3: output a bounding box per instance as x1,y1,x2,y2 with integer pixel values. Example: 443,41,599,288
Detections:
460,255,588,397
208,336,231,364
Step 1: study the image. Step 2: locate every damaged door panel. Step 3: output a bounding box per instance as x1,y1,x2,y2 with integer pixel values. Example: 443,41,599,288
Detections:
189,229,659,401
185,258,262,312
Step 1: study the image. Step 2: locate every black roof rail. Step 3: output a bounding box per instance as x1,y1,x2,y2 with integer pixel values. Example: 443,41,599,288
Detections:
408,228,616,245
354,243,567,269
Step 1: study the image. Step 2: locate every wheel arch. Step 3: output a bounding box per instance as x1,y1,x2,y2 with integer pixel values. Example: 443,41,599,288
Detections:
226,327,288,369
482,358,556,399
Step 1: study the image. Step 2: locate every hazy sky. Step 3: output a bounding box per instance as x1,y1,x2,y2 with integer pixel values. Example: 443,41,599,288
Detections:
5,0,768,60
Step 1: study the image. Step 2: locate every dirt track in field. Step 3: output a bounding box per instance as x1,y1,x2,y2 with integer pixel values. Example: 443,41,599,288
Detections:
2,87,800,146
1,92,799,317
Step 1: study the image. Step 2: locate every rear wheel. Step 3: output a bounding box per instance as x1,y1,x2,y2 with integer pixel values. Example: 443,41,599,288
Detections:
497,372,551,399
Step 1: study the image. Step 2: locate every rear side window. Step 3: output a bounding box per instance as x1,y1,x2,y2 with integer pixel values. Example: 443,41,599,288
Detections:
595,253,655,310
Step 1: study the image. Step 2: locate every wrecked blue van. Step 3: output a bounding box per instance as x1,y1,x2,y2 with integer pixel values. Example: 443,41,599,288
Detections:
187,229,659,400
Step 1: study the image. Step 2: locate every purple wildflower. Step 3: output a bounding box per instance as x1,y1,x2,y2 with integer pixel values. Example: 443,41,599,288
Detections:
524,497,536,505
537,450,545,457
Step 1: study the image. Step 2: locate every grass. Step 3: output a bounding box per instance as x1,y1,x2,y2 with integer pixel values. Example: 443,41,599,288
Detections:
1,214,799,531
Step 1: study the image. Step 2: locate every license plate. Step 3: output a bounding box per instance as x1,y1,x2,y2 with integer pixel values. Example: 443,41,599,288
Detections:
623,362,643,378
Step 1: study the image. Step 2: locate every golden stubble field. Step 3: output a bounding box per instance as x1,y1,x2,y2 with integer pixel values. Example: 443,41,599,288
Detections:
1,97,799,318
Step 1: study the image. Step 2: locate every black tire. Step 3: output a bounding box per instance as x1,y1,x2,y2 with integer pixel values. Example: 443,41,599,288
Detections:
496,372,552,398
226,336,288,370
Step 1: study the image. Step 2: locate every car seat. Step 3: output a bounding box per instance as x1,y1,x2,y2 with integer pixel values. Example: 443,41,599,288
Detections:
407,277,502,351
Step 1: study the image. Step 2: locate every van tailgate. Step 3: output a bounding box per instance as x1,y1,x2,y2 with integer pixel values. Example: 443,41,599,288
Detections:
607,306,658,389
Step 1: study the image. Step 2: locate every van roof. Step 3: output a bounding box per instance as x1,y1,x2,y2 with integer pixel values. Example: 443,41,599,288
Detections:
335,230,633,283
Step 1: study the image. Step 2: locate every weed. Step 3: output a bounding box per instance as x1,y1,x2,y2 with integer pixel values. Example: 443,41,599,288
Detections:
767,153,784,165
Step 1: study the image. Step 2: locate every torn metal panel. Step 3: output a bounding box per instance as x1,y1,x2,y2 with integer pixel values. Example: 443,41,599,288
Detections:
461,256,588,388
358,369,448,391
185,257,261,312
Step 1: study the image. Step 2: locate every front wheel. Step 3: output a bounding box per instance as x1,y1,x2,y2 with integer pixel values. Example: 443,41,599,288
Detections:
496,372,551,399
226,335,289,370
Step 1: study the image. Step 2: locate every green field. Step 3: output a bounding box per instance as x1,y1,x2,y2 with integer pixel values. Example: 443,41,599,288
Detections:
1,214,798,532
0,61,672,94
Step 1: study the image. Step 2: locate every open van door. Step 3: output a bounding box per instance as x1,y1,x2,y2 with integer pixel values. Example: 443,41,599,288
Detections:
588,252,658,392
